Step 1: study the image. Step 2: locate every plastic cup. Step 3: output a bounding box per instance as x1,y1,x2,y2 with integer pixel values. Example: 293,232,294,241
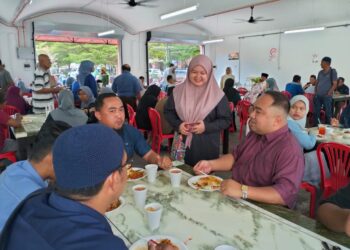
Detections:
144,202,163,231
132,184,147,209
145,164,158,183
318,124,326,135
169,168,182,187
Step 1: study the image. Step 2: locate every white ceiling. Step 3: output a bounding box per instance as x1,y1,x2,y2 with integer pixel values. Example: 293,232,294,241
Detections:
1,0,350,39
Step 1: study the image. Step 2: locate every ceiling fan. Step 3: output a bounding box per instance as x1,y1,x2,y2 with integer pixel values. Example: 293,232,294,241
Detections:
118,0,157,8
233,6,274,24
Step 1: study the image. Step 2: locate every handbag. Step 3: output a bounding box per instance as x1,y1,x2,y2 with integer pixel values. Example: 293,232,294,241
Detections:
170,131,186,162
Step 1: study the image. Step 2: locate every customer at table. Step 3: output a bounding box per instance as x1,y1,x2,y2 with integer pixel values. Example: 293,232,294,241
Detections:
285,75,304,98
194,91,304,208
265,78,279,92
155,86,174,135
94,93,172,169
0,124,128,249
334,77,349,118
317,183,350,236
164,55,231,166
303,75,317,94
41,89,87,129
0,92,21,155
331,103,350,128
5,86,30,115
78,86,96,122
135,85,161,131
223,78,241,131
0,121,70,231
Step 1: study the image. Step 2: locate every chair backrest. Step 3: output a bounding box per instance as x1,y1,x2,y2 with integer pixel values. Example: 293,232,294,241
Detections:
3,105,20,116
237,87,248,96
281,91,292,100
236,100,251,123
126,104,136,127
228,102,234,112
148,108,163,137
304,93,315,114
317,142,350,195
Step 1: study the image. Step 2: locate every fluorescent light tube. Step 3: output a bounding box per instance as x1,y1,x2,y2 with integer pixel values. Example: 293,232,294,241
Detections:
202,38,224,44
160,5,198,20
284,27,325,34
98,30,115,37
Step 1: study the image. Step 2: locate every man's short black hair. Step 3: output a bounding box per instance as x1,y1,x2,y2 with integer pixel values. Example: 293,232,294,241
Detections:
166,75,173,81
169,63,174,67
293,75,301,82
261,73,269,78
139,76,145,80
338,77,345,82
310,75,316,79
122,64,131,72
322,56,332,64
264,91,290,116
95,93,117,111
29,121,71,163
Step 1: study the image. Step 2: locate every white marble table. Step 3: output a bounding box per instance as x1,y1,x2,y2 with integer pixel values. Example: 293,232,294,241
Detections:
11,114,46,139
309,127,350,146
106,171,349,250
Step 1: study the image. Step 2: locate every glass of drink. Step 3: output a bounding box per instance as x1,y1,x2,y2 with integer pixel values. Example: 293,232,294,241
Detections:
144,202,163,231
318,124,326,135
132,184,147,209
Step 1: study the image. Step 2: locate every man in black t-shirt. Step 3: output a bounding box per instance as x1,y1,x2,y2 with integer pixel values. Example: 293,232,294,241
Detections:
317,183,350,236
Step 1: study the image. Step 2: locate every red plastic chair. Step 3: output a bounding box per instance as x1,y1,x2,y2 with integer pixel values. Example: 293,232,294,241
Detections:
237,87,248,96
281,91,292,100
236,100,251,141
0,151,16,163
300,182,317,218
3,105,20,116
22,93,32,98
148,108,174,154
228,102,235,133
126,104,137,127
317,142,350,198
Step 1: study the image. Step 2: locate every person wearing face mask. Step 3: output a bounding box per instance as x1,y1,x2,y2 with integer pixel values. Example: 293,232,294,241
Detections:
164,55,231,166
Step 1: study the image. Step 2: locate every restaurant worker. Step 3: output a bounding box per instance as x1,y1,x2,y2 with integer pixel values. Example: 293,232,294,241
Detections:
0,121,70,231
317,183,350,236
94,93,172,169
194,91,304,208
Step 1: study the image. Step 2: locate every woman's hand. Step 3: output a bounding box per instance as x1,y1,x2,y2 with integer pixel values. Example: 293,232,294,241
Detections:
179,122,190,135
191,121,205,134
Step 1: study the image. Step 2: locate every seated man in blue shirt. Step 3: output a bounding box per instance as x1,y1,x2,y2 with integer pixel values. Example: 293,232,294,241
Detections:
94,93,172,169
317,183,350,236
0,121,70,231
285,75,304,97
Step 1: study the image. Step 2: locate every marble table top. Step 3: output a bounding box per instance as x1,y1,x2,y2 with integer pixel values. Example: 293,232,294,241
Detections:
309,127,350,145
12,114,46,139
106,169,349,250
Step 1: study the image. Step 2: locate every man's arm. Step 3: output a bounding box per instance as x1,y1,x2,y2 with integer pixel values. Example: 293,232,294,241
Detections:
143,150,172,170
193,154,234,174
35,87,60,94
220,180,285,205
7,115,21,128
328,80,338,96
317,203,350,236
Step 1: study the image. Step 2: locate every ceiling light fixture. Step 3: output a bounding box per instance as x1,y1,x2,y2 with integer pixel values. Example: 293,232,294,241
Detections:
202,38,224,44
98,30,115,37
284,27,325,34
160,5,199,20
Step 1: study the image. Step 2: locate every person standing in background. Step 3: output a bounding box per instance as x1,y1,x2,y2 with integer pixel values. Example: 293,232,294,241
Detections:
0,60,15,92
32,54,61,114
77,60,98,98
220,67,235,89
314,57,338,125
100,67,109,87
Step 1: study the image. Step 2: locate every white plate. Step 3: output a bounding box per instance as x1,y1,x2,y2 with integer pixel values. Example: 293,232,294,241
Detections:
127,167,147,182
129,235,188,250
105,196,125,215
187,175,223,192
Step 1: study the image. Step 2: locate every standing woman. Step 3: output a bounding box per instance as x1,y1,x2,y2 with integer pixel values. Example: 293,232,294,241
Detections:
77,60,98,98
164,55,231,166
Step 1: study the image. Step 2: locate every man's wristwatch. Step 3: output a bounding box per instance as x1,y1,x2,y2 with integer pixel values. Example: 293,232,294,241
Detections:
241,185,249,199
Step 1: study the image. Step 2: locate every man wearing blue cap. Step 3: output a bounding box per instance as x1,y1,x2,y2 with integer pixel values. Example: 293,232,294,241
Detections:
0,124,129,249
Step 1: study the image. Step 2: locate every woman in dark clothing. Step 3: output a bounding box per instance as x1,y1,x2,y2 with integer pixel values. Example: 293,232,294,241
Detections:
135,85,161,130
164,55,231,166
5,86,30,114
223,78,241,131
